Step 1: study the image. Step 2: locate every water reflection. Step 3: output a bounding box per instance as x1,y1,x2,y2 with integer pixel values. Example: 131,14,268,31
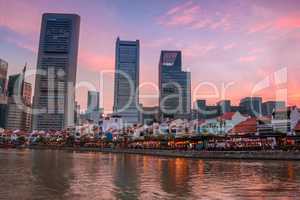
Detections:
0,149,300,200
30,150,75,199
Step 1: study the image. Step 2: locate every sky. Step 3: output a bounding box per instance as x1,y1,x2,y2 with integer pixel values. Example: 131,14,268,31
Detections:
1,0,300,113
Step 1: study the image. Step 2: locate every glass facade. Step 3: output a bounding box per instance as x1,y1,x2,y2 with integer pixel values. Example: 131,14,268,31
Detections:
33,13,80,131
0,59,8,97
87,91,100,123
0,59,8,128
159,51,191,120
239,97,262,117
113,38,140,124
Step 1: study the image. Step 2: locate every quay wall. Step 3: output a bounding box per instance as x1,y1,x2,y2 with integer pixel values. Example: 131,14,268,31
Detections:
28,146,300,160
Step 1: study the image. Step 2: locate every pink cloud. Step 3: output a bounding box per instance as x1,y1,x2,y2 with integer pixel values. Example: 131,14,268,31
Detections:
209,14,231,30
249,14,300,33
158,1,231,31
158,1,200,27
78,50,114,72
166,1,195,16
143,37,174,48
223,43,236,50
248,22,272,33
0,1,41,36
238,55,257,63
275,15,300,29
3,33,37,53
249,48,265,54
180,43,216,58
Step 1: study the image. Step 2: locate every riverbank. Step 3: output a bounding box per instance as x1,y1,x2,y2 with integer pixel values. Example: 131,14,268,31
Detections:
26,146,300,160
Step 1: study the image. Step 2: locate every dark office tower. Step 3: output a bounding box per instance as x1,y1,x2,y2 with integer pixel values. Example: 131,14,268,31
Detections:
217,100,231,115
159,51,191,120
33,13,80,130
262,101,286,116
0,59,8,128
239,97,262,117
113,38,140,124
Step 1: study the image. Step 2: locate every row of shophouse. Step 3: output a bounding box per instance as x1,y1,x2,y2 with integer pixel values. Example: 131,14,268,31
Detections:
96,105,300,139
196,106,300,136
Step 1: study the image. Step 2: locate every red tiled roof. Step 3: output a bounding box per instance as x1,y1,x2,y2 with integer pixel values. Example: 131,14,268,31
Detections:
257,116,271,122
229,118,257,135
219,112,235,120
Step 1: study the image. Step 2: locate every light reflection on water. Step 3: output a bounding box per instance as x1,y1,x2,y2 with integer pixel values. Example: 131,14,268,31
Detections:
0,149,299,200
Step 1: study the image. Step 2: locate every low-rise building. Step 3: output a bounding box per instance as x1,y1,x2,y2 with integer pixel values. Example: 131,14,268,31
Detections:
141,106,159,125
218,112,248,133
271,106,300,135
262,101,286,116
198,111,247,135
257,116,273,136
228,118,257,136
101,116,124,133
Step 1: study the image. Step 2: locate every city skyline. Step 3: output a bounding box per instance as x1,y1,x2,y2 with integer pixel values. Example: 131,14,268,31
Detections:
1,0,300,112
2,2,300,199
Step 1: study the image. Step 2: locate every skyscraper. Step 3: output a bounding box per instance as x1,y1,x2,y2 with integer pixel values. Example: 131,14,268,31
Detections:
159,51,191,120
6,66,32,131
262,101,286,116
23,82,32,106
217,100,231,115
87,91,100,112
0,59,8,128
194,99,207,119
113,38,140,124
74,101,81,125
239,97,262,117
86,90,100,123
33,13,80,130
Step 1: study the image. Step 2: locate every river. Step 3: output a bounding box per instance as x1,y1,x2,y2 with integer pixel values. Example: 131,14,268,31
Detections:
0,149,299,199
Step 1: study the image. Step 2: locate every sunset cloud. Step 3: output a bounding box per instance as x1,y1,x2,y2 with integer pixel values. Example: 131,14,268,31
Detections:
249,14,300,33
275,15,300,29
158,1,231,31
238,56,257,63
79,51,114,72
0,1,40,36
1,0,300,111
223,43,236,50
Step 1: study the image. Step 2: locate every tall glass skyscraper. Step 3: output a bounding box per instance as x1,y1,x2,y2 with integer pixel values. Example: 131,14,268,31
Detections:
159,51,191,120
113,38,140,124
33,13,80,130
